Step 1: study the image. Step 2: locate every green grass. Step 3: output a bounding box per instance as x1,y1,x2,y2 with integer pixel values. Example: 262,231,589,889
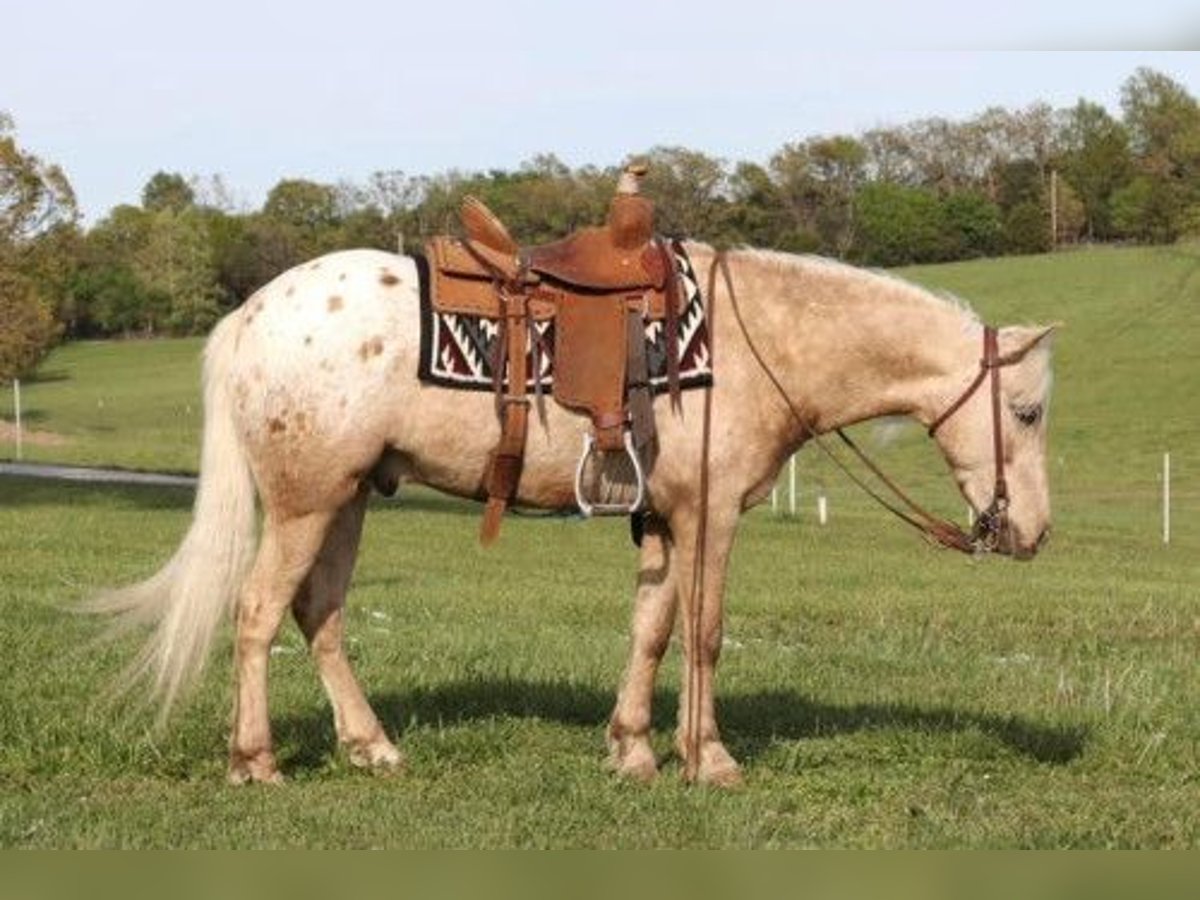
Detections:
0,244,1197,847
0,338,205,472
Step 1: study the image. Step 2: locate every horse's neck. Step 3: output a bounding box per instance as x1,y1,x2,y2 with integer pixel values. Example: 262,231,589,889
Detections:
733,253,978,433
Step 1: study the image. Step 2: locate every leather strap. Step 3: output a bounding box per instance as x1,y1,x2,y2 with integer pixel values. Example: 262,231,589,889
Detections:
683,253,725,782
625,308,656,457
480,287,531,545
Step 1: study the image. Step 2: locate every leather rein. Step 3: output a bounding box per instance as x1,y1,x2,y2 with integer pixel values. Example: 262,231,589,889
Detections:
716,252,1016,556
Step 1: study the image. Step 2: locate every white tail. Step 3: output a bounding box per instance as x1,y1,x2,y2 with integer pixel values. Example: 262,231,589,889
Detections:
93,314,258,719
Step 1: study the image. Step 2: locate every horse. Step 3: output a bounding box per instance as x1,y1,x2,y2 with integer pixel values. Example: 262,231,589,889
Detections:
97,243,1056,786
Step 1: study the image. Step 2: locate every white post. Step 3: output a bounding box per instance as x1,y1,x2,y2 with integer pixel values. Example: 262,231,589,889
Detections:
1050,169,1058,249
817,491,828,526
788,455,797,517
771,484,778,515
1163,452,1171,545
13,379,21,461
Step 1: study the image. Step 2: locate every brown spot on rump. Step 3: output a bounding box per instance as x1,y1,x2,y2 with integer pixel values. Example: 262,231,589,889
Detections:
358,336,384,361
339,272,347,281
304,335,313,346
328,295,344,312
286,285,296,297
293,410,310,434
268,417,286,434
379,269,400,286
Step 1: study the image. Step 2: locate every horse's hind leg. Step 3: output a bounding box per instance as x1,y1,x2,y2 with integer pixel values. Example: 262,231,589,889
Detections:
607,515,677,781
292,485,402,771
229,507,336,785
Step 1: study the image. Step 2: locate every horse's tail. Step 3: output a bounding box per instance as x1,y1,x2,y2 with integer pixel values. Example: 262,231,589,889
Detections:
92,313,257,720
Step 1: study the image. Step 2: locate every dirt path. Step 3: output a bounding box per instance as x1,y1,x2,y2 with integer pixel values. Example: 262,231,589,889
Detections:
0,461,197,488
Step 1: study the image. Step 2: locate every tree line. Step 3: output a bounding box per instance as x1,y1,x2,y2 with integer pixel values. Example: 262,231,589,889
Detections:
3,66,1200,380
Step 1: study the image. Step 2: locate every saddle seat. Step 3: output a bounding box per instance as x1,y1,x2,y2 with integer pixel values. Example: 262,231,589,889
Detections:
425,165,683,545
458,176,664,293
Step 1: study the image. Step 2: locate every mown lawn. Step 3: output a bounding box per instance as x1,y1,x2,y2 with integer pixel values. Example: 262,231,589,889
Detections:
0,475,1195,848
0,244,1197,847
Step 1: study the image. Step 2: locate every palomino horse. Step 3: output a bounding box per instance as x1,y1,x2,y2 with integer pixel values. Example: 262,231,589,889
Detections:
100,244,1055,785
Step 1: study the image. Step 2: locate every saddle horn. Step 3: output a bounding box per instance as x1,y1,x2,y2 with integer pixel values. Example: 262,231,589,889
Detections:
610,163,653,250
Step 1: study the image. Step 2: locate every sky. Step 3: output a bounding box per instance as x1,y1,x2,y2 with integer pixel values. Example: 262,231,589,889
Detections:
4,2,1200,221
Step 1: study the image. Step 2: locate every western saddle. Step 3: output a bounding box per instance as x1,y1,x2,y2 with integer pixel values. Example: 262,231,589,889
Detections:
425,165,683,544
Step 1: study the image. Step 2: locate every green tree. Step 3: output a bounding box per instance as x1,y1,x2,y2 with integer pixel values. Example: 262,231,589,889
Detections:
1004,201,1052,254
1,112,77,245
1118,67,1200,241
0,269,60,381
141,171,196,213
69,265,154,335
1058,100,1132,239
263,178,339,231
133,208,222,333
854,182,945,266
1,112,76,376
724,161,789,247
940,191,1003,259
636,147,728,239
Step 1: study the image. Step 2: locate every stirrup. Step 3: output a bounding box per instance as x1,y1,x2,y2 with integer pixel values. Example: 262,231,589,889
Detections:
573,430,646,517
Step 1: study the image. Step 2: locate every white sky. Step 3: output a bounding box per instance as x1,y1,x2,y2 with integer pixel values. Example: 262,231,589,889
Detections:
4,1,1199,220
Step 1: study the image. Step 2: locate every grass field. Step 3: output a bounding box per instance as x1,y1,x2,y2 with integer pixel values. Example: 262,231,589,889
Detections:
1,245,1197,847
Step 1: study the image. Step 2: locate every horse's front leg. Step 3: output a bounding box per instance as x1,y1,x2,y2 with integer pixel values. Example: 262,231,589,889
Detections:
671,503,741,786
607,515,677,781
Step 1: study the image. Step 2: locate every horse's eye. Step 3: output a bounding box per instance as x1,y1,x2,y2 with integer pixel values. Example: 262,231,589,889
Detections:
1014,404,1042,427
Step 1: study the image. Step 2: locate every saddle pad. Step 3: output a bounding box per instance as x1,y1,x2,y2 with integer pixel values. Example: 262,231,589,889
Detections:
416,240,713,394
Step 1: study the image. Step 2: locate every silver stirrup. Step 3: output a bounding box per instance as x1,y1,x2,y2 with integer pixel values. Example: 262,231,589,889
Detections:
573,430,646,517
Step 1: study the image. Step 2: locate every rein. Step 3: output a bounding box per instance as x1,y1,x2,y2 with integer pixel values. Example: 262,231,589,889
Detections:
717,252,1015,556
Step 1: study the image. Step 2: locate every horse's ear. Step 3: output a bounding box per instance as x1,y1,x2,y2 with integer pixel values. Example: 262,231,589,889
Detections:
998,323,1060,364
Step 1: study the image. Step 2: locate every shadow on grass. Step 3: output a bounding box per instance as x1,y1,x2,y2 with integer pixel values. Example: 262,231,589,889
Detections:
273,676,1088,773
15,369,70,385
2,408,51,424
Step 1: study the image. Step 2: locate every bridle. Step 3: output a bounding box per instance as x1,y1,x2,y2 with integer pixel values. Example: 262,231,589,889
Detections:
718,253,1019,556
925,325,1012,553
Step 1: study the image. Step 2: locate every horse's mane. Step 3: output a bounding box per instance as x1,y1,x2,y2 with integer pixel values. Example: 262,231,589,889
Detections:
728,247,983,326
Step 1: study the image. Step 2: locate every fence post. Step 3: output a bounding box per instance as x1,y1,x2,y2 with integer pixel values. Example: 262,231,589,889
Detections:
788,455,797,517
13,379,21,461
1163,452,1171,545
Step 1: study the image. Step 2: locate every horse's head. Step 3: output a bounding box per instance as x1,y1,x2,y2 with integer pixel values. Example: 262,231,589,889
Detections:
930,324,1057,560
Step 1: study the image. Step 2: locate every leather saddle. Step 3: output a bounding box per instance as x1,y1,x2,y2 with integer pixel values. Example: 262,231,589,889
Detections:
425,165,684,544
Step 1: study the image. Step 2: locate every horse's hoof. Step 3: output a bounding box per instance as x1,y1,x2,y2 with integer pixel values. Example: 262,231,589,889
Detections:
607,741,659,782
679,740,743,788
697,759,743,788
227,751,284,785
346,738,405,773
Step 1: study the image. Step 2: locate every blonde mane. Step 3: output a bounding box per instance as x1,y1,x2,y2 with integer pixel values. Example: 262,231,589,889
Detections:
730,247,983,325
